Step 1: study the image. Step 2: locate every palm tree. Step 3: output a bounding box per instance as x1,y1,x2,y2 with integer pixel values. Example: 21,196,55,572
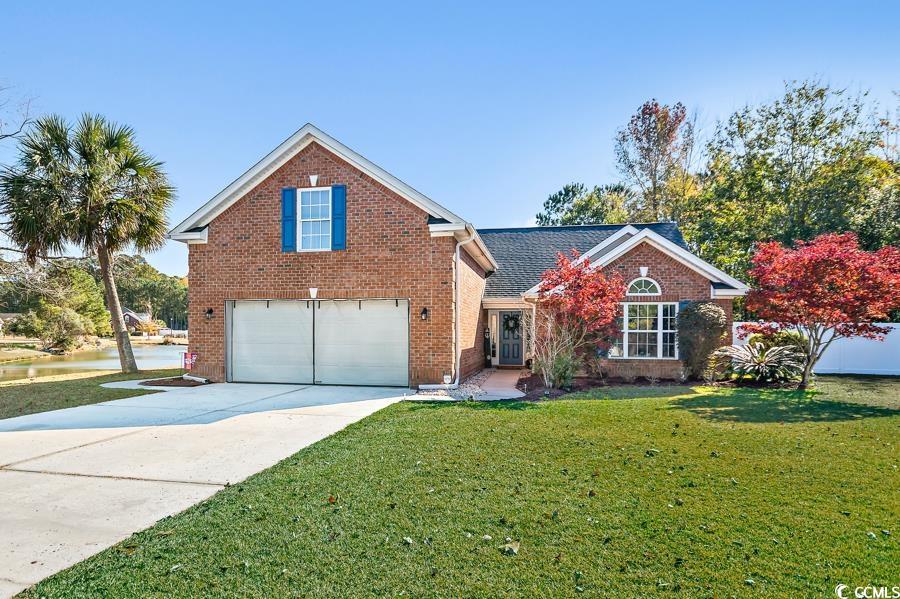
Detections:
0,114,174,373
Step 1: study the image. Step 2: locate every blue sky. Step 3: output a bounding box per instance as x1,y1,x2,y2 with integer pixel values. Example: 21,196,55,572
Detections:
1,1,897,276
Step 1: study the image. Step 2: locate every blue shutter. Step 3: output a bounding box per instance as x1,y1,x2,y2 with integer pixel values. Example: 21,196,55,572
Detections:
331,184,346,250
281,188,297,252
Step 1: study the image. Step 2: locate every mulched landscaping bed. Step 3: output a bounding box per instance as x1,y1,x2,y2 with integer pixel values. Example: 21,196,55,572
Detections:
516,372,687,400
516,372,803,400
139,377,205,387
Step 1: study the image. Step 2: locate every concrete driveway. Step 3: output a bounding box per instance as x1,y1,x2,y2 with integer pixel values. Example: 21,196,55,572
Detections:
0,382,409,597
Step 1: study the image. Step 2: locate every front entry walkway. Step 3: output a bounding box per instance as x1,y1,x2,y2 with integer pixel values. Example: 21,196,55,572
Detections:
479,369,526,400
0,382,408,597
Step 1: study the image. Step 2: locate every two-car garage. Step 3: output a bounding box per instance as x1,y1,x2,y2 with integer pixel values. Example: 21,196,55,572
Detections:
226,299,409,387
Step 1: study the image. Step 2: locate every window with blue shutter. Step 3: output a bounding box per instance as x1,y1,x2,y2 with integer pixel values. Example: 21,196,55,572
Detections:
281,188,297,252
331,184,346,250
298,188,332,250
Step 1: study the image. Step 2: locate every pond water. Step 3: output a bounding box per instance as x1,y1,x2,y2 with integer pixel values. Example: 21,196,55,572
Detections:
0,344,185,383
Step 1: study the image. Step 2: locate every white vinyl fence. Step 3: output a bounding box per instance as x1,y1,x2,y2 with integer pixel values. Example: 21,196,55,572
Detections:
733,323,900,376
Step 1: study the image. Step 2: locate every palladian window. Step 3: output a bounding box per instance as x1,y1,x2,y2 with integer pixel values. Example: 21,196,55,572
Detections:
627,277,661,296
609,278,675,358
608,302,679,359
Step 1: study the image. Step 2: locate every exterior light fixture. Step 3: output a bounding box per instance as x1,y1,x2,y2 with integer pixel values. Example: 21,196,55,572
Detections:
639,266,649,277
309,175,319,186
205,308,214,320
309,287,318,299
420,307,429,320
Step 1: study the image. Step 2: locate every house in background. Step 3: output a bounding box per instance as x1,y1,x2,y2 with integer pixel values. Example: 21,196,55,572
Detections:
169,124,747,387
122,308,154,334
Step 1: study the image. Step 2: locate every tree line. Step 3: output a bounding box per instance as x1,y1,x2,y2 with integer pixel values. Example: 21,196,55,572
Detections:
535,80,899,281
0,255,187,349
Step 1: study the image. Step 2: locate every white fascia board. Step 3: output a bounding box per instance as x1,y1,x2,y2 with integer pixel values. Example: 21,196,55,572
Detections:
462,225,499,272
595,229,750,291
578,225,639,262
520,227,749,298
167,228,208,244
430,222,498,272
170,123,466,236
711,286,748,298
428,222,465,236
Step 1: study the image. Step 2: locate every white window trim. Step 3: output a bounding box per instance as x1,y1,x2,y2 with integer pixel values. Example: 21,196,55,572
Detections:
609,301,679,360
297,186,333,252
626,277,662,297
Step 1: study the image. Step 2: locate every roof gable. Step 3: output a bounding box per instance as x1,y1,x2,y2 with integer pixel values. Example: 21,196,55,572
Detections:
479,223,749,298
478,223,687,297
589,229,748,291
169,123,466,236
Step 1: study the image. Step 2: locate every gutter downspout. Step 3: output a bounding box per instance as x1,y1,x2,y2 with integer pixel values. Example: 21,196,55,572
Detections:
419,224,477,391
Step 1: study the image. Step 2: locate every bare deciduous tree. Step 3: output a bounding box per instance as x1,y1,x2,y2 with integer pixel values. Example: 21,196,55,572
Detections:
614,99,695,221
0,85,32,145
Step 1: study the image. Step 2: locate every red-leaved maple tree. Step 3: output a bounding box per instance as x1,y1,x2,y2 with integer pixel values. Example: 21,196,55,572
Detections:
527,250,625,388
741,233,900,387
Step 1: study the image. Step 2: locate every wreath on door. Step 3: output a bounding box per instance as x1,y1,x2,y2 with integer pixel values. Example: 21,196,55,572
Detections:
502,313,521,333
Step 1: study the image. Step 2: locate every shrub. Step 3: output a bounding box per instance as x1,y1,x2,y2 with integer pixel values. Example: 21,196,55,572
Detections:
8,304,93,351
677,302,727,379
533,348,579,390
747,330,809,358
713,343,804,383
581,353,605,380
702,352,731,384
40,306,94,352
5,311,44,338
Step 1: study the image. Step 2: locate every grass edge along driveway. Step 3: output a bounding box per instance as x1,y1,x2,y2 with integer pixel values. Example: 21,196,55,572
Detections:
0,369,183,421
20,376,900,597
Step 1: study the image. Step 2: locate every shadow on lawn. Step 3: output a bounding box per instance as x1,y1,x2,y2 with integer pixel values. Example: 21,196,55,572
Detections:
406,399,540,412
672,387,898,424
564,385,698,401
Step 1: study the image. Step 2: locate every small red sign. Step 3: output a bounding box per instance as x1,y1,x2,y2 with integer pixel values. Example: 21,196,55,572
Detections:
183,352,197,370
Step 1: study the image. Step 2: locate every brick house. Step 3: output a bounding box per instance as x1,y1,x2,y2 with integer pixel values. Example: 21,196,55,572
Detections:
169,124,747,387
478,224,747,380
122,308,153,333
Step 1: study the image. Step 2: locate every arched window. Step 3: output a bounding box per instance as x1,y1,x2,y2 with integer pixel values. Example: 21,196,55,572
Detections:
627,277,661,296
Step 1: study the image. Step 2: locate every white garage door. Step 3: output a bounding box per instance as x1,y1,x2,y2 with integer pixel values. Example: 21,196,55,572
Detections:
228,299,408,387
315,299,409,386
230,301,314,384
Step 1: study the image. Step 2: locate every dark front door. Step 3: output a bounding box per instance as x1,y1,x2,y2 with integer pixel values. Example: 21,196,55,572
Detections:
499,310,523,365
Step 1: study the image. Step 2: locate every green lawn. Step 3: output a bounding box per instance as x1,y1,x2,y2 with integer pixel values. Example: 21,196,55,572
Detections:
22,376,899,597
0,369,182,420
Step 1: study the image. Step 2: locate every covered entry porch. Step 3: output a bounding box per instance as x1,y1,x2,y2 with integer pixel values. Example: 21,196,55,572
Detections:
483,298,532,368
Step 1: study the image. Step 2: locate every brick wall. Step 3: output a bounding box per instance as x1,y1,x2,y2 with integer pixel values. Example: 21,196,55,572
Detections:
187,141,463,386
457,250,487,379
597,242,731,380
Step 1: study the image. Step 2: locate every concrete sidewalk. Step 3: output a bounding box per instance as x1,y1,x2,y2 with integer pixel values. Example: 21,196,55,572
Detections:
479,369,526,400
0,382,408,596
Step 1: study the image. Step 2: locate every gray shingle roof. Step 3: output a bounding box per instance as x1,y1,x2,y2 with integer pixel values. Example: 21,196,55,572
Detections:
477,223,687,298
